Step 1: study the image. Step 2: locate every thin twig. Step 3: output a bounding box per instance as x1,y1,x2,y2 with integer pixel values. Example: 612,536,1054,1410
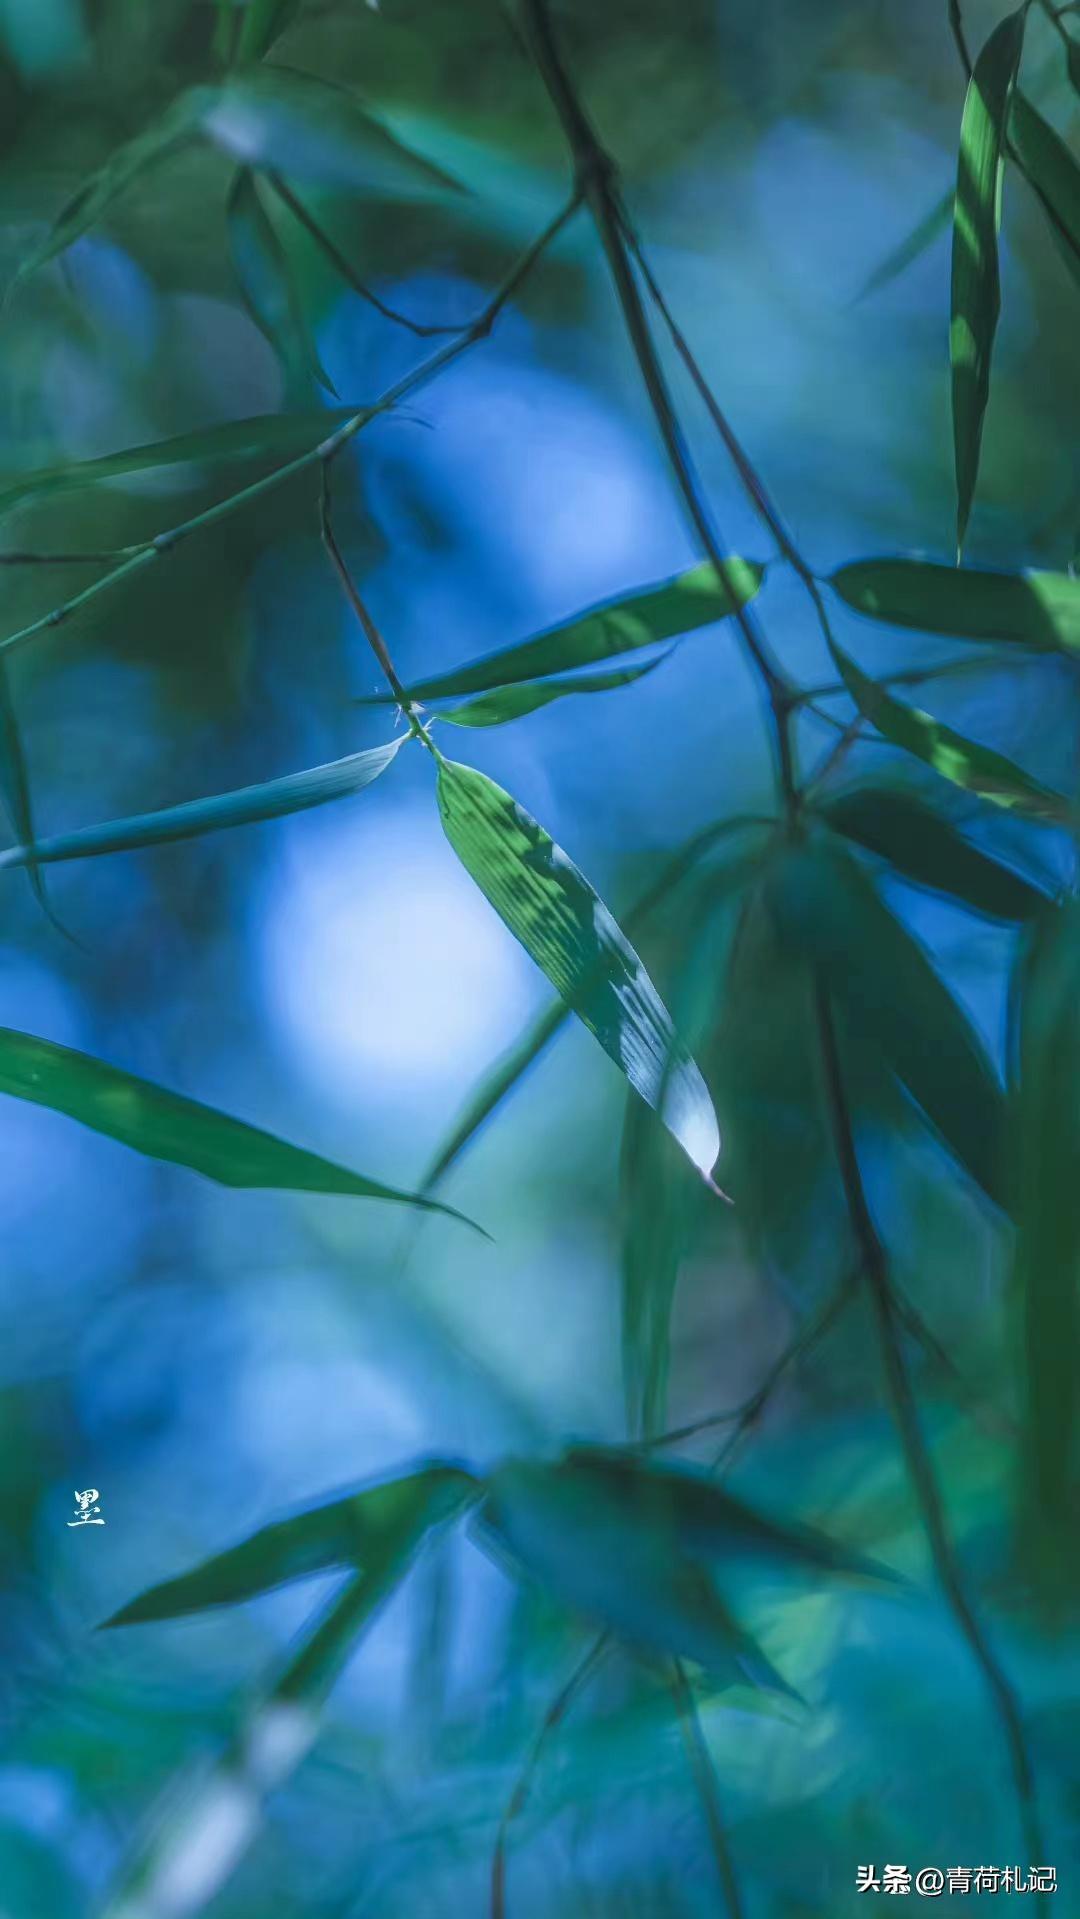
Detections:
0,548,134,566
0,194,582,663
949,0,974,80
812,981,1042,1861
268,173,468,339
491,1631,611,1918
319,462,411,709
669,1658,744,1919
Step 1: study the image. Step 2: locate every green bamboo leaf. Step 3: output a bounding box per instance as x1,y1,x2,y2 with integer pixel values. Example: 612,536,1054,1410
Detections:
764,837,1008,1208
563,1448,900,1587
478,1456,798,1695
831,555,1080,651
1013,901,1080,1599
226,167,337,395
820,785,1047,921
0,736,405,868
1009,91,1080,288
951,8,1026,556
826,630,1067,822
103,1465,480,1627
0,1026,478,1226
0,408,354,519
434,756,721,1179
237,0,302,62
855,186,953,302
438,652,671,729
203,69,465,198
11,90,211,286
378,561,764,706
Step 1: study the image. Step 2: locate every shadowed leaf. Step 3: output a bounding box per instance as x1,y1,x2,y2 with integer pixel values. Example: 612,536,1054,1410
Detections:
1010,91,1080,288
238,0,302,62
821,785,1047,921
203,69,465,197
0,1026,478,1225
226,167,337,395
0,737,406,867
832,556,1080,653
439,651,671,728
435,756,720,1178
951,8,1026,555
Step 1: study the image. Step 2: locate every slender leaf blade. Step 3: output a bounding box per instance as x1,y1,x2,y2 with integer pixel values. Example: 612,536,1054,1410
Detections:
1010,91,1080,288
856,186,953,302
0,1026,477,1224
238,0,302,62
0,736,406,868
831,555,1080,652
435,757,720,1177
103,1465,479,1627
204,69,465,198
951,8,1026,554
439,652,671,729
383,561,764,706
820,785,1046,921
226,167,336,395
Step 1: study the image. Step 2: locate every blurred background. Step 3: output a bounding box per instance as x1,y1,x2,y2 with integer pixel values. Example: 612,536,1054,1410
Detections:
1,0,1079,1913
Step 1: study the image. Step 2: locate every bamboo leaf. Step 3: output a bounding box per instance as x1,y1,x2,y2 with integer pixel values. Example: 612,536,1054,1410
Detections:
764,837,1008,1208
103,1465,480,1627
831,555,1080,652
825,632,1068,823
237,0,302,62
856,187,953,302
435,757,720,1178
438,652,671,729
226,167,337,395
820,785,1047,921
0,736,406,868
0,1026,478,1225
951,8,1026,556
377,561,764,706
1009,92,1080,288
1013,900,1080,1599
203,69,465,198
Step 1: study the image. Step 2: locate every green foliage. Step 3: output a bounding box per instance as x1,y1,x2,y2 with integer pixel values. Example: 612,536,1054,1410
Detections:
819,785,1046,921
225,165,336,394
831,555,1080,651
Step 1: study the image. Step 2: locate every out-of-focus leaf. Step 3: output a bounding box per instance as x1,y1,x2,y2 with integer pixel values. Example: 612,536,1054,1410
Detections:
0,1027,477,1224
1013,901,1080,1601
820,785,1047,921
826,634,1068,823
10,90,210,285
203,69,465,197
383,561,765,705
103,1465,480,1626
0,658,48,916
764,836,1007,1208
478,1456,798,1696
226,167,336,395
856,186,953,302
435,756,721,1178
831,556,1080,652
1010,92,1080,287
562,1448,900,1586
0,409,354,518
620,1095,702,1443
238,0,302,62
951,8,1026,556
0,736,405,868
439,652,671,729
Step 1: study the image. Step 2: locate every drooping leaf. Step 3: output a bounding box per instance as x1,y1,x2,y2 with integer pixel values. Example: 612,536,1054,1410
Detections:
434,756,720,1178
203,69,465,198
825,633,1068,823
237,0,302,62
226,167,336,395
0,409,354,519
478,1456,798,1696
1012,901,1080,1601
438,652,671,729
951,8,1026,555
0,736,406,868
820,785,1047,921
764,836,1008,1208
11,90,211,286
1009,91,1080,288
380,560,764,706
855,186,953,302
831,555,1080,652
0,1027,477,1225
562,1448,900,1587
103,1465,479,1627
